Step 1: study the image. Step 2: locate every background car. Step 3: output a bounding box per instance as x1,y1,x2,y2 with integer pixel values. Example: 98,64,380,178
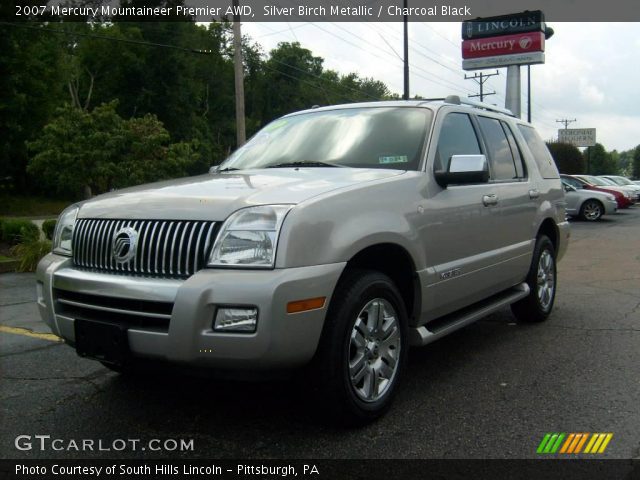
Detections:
562,180,617,221
575,175,637,205
600,175,640,201
561,174,633,209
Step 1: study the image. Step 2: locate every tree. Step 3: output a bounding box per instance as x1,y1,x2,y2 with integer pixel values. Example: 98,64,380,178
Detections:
633,145,640,179
27,102,192,199
583,143,618,175
546,142,585,174
0,23,66,190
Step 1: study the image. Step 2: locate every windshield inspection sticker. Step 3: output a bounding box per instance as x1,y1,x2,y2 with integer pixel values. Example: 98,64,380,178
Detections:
379,155,409,164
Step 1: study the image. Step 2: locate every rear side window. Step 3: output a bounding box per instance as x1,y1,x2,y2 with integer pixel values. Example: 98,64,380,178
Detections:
435,113,481,172
477,116,518,181
502,123,526,178
517,125,560,179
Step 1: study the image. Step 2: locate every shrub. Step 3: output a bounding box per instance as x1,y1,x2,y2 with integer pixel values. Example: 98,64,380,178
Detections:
42,219,57,240
10,240,52,272
0,219,40,245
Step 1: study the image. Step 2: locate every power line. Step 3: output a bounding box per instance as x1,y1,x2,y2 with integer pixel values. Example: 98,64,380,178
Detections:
556,118,577,129
0,21,212,54
313,23,476,96
464,71,499,101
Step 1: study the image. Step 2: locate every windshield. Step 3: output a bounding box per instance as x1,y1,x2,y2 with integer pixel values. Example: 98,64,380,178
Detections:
218,107,432,171
598,177,618,186
608,176,633,186
581,175,612,187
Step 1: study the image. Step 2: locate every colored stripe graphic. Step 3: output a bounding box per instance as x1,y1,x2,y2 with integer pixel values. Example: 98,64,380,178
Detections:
538,433,613,454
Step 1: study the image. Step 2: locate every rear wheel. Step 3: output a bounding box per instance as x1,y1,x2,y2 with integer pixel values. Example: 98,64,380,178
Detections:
579,200,604,221
310,269,408,424
511,235,557,323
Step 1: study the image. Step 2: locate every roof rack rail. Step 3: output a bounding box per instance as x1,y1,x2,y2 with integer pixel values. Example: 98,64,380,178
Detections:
444,95,515,117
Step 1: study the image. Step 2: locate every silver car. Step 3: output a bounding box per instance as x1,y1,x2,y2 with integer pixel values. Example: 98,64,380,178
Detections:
562,181,617,221
37,96,569,422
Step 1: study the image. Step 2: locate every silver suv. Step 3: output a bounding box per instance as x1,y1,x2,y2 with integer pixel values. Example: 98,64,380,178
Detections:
37,96,569,422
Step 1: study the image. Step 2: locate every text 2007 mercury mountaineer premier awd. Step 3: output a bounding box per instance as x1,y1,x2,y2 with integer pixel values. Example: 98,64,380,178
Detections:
37,97,570,422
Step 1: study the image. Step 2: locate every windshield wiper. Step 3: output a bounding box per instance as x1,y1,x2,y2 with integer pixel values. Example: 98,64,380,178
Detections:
216,167,241,172
266,160,341,168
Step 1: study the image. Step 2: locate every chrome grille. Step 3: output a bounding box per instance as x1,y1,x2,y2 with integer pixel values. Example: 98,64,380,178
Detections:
72,219,216,278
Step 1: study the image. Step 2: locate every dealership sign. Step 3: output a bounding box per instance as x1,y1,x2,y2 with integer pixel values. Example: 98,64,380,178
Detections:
463,32,544,59
462,10,545,40
558,128,596,147
463,52,545,71
462,11,548,71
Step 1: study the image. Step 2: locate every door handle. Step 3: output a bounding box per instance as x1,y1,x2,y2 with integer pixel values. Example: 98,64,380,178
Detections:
529,189,540,199
482,194,498,206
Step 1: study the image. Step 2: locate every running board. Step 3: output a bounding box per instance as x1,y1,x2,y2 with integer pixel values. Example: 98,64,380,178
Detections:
409,283,530,347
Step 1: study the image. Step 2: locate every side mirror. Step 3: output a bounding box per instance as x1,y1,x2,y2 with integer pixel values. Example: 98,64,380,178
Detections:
563,184,576,192
435,154,489,188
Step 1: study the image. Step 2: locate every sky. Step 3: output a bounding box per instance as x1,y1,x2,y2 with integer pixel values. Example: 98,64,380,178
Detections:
242,22,640,152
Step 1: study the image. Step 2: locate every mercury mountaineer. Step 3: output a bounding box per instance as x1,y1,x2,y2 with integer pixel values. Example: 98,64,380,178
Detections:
37,96,569,422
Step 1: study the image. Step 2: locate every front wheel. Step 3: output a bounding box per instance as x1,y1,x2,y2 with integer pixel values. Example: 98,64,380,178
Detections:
580,200,604,221
310,269,408,424
511,235,557,323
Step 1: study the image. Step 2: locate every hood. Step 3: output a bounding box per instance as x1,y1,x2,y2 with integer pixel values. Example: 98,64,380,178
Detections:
77,168,406,220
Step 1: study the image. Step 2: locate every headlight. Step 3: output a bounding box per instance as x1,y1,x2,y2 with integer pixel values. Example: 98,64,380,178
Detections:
52,205,79,256
208,205,292,268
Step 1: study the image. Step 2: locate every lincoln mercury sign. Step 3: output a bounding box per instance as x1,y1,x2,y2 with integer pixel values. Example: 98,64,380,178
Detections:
463,32,545,59
461,10,547,71
462,10,545,40
558,128,597,147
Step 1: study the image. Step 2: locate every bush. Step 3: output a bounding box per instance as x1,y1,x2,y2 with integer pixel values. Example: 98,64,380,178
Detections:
10,240,52,272
0,219,40,245
42,219,57,240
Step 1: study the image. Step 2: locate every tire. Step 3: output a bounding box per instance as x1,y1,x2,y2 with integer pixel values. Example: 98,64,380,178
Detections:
511,235,557,323
309,269,408,424
100,361,134,374
579,200,604,221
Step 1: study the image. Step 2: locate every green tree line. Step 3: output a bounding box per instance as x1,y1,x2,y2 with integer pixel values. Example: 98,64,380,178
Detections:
546,141,640,177
1,14,393,199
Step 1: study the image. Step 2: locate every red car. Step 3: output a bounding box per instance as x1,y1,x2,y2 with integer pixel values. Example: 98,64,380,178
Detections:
561,175,633,209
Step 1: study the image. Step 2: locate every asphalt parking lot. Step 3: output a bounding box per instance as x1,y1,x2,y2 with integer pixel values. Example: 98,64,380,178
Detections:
1,209,639,460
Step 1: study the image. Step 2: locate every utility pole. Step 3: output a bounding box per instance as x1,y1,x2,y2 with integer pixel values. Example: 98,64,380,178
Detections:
505,65,521,117
464,71,499,102
556,118,577,130
232,0,246,146
402,0,409,100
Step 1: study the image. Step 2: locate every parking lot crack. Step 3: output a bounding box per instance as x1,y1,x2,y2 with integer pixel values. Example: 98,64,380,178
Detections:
0,300,35,307
547,325,640,333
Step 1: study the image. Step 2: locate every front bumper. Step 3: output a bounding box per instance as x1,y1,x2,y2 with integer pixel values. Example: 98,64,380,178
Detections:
36,254,345,370
603,199,618,215
556,220,570,262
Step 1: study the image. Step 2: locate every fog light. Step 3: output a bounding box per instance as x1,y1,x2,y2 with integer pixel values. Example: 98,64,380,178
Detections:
214,307,258,333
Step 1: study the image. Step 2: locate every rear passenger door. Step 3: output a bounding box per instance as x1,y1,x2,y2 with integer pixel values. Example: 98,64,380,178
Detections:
475,116,535,286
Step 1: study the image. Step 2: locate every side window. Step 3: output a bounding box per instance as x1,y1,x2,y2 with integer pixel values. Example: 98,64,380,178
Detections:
477,116,517,181
517,125,560,179
502,122,526,178
434,113,481,172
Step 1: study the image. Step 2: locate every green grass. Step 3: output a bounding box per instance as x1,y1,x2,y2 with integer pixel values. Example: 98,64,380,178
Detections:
0,254,15,262
0,195,71,217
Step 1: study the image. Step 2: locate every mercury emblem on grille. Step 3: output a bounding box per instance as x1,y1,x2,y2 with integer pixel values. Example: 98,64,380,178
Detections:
112,227,138,264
